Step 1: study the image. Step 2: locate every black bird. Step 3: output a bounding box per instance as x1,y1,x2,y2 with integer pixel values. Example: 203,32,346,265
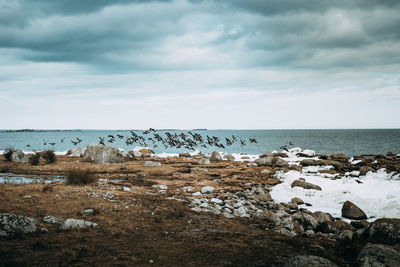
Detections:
249,138,257,143
117,134,124,139
288,141,293,146
71,140,79,146
280,145,288,152
76,138,82,143
231,135,238,143
60,138,65,143
49,142,56,146
240,139,246,147
143,130,150,135
43,139,47,146
225,138,233,146
99,137,105,146
26,144,31,147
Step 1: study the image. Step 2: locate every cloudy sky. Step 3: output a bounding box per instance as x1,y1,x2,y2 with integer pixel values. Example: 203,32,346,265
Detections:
1,0,399,129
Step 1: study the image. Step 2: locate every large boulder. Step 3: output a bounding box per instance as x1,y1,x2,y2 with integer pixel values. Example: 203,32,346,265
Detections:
341,201,367,220
255,157,288,167
255,157,273,166
0,213,38,236
292,213,319,230
10,150,31,163
83,144,124,163
368,218,400,245
291,180,322,191
283,255,338,267
312,211,334,225
209,151,222,162
224,154,235,161
357,243,400,267
67,147,85,157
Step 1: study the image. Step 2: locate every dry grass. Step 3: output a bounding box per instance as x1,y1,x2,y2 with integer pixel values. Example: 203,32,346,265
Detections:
41,150,56,164
66,169,97,185
4,147,15,162
29,153,41,166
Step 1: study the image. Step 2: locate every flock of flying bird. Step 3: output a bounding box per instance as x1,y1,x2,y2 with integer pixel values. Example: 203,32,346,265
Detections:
32,129,259,151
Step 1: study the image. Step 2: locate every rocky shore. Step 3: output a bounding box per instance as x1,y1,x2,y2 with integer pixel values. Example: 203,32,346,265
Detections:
1,145,400,266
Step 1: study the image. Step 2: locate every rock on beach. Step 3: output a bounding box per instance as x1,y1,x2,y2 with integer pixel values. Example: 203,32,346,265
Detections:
341,201,367,220
83,144,124,163
59,219,97,230
0,213,38,237
291,180,322,191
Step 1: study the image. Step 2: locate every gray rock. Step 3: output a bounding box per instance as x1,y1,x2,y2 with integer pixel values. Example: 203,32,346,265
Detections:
209,151,222,162
312,211,334,225
201,186,215,194
67,147,85,157
224,154,235,161
291,197,305,205
199,203,209,208
275,158,289,167
179,152,191,157
198,158,210,165
82,208,95,215
234,206,248,217
259,152,272,158
255,157,273,166
368,218,400,245
275,227,297,236
291,180,322,191
335,230,354,241
83,144,124,163
59,219,97,230
210,198,223,205
43,215,62,224
283,255,338,267
144,161,161,167
292,213,319,230
358,243,400,267
342,201,367,220
10,150,31,163
0,213,37,236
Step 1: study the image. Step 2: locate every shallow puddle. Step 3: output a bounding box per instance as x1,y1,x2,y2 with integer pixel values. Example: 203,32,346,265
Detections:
0,173,65,184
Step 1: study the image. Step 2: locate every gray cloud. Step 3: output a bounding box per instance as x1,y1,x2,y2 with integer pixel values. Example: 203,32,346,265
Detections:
1,0,399,71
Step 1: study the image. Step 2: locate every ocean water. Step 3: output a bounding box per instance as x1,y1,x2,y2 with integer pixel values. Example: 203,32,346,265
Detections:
0,129,399,156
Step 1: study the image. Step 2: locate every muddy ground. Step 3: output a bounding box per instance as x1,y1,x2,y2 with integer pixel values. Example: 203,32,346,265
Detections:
0,156,371,266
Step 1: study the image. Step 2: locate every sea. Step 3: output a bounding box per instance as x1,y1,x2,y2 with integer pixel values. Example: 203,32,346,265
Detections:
1,129,400,156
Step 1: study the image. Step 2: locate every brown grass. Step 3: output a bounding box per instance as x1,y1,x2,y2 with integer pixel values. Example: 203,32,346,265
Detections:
66,169,97,185
29,153,41,166
41,150,56,164
4,147,15,161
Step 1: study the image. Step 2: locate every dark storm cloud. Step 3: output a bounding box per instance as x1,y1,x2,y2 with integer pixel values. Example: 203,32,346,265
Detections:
1,0,399,70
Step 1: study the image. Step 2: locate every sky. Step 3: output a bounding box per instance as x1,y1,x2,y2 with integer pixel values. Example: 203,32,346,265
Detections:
1,0,399,129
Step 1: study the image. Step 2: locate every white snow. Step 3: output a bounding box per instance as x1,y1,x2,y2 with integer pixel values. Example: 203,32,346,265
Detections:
271,167,400,221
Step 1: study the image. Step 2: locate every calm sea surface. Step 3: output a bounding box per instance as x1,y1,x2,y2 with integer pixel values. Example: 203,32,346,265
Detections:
0,129,399,156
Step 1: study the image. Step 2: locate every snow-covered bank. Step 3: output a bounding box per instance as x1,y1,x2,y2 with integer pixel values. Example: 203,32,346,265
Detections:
271,166,400,222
